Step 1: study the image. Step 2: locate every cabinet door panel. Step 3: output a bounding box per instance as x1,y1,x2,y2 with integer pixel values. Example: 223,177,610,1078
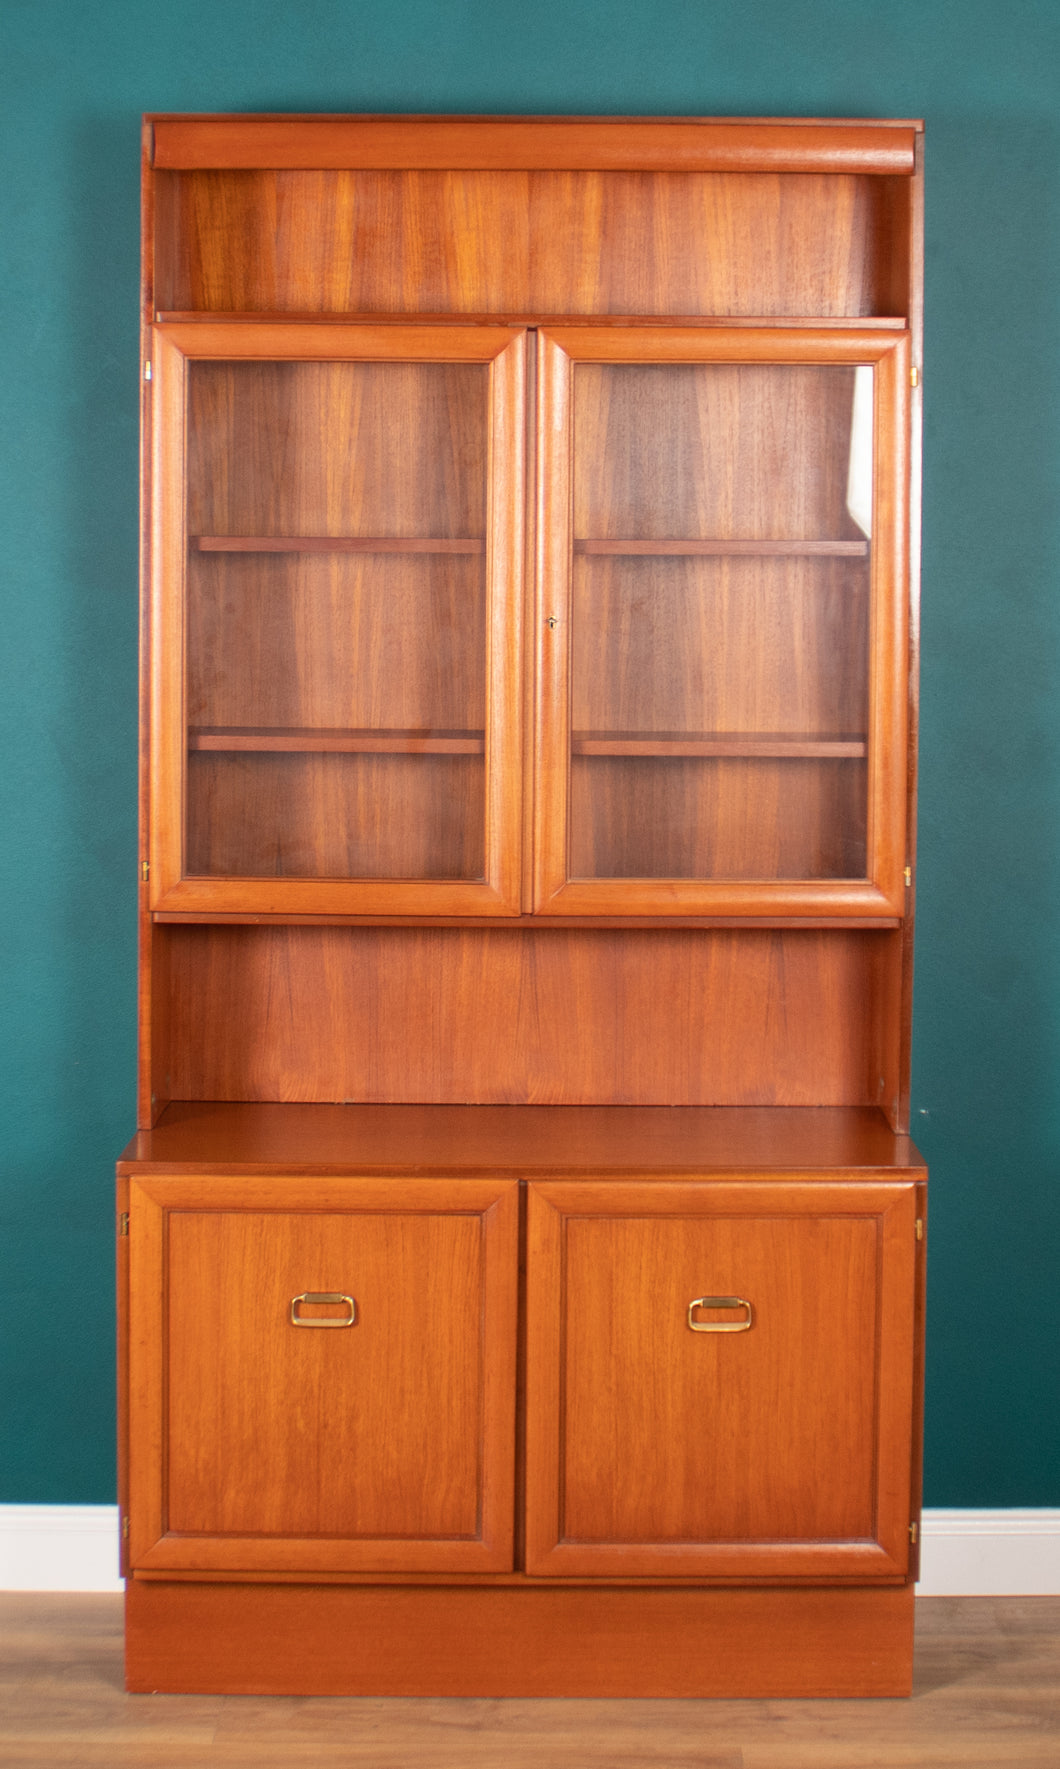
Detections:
129,1176,518,1573
525,1179,917,1578
150,324,525,915
534,327,908,917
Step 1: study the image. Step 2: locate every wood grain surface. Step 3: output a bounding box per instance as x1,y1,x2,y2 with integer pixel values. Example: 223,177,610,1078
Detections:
155,925,890,1106
525,1180,916,1580
153,167,909,318
121,1582,916,1698
150,116,919,174
118,1101,926,1174
128,1176,518,1576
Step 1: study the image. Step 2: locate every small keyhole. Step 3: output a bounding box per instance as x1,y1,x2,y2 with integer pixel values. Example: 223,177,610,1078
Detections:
547,616,558,630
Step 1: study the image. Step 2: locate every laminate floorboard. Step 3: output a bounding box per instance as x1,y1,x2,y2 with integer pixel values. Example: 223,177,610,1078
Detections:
0,1596,1058,1768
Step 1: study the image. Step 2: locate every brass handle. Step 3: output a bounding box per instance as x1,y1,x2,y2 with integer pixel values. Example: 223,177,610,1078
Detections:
687,1295,753,1333
290,1292,356,1328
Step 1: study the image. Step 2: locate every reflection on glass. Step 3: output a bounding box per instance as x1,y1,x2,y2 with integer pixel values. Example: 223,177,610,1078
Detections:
569,362,873,882
845,365,874,540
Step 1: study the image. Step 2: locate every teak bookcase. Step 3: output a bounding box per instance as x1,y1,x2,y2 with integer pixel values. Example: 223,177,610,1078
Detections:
119,114,927,1698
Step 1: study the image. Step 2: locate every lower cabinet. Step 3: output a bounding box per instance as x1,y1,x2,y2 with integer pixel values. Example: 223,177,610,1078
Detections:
128,1171,917,1582
124,1165,922,1694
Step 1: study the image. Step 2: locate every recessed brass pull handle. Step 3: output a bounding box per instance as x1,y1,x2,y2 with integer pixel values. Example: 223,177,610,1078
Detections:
290,1292,357,1328
687,1295,753,1333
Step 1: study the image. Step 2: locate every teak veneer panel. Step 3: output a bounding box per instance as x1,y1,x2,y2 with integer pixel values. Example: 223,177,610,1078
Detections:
153,169,910,318
158,925,891,1107
124,1580,916,1697
119,1102,926,1176
186,359,488,538
525,1179,917,1580
128,1175,518,1576
186,751,488,881
187,552,485,739
151,116,919,174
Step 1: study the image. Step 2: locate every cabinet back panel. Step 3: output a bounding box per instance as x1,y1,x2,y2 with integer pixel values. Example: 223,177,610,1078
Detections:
573,363,868,539
186,753,486,880
569,755,867,880
161,926,882,1106
186,361,487,537
188,553,485,731
572,557,869,737
155,171,908,318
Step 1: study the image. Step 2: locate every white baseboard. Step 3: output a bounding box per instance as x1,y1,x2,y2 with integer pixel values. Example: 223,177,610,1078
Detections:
0,1506,123,1593
916,1509,1060,1596
1,1505,1058,1594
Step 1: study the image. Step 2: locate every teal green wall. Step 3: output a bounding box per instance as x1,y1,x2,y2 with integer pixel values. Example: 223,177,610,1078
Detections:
2,0,1058,1504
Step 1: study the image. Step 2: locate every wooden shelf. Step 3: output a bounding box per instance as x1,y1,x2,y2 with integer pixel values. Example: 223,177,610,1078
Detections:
119,1101,925,1177
193,536,485,554
571,732,868,759
191,728,866,761
574,539,869,558
189,727,485,755
159,311,912,330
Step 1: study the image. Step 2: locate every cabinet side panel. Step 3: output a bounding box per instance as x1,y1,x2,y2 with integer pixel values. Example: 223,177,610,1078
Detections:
139,919,173,1127
897,133,925,1134
155,171,910,320
869,173,913,320
871,927,905,1126
162,925,884,1106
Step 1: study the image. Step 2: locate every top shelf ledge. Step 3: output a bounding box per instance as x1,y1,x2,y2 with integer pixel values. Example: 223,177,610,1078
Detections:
157,312,911,329
150,117,920,176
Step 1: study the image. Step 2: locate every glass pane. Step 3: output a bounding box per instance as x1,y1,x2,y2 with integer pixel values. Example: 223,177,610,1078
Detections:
570,362,872,881
184,360,488,880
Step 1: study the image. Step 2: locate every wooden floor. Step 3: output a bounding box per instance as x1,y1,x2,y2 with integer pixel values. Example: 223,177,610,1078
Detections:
1,1596,1058,1767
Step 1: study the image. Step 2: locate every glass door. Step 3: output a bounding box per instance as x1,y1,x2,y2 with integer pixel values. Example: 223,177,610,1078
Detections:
534,327,909,917
149,324,525,915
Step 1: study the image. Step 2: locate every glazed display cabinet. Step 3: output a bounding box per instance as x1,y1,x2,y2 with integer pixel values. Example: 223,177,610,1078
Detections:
119,114,926,1697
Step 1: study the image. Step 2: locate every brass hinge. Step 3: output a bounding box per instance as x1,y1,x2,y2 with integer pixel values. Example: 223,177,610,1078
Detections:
119,1212,129,1237
911,365,920,388
904,865,912,888
122,1514,130,1540
140,860,149,882
144,361,152,381
909,1520,919,1545
916,1217,924,1242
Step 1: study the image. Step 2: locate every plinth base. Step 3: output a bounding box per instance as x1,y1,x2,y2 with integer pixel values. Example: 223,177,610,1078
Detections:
126,1579,915,1697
